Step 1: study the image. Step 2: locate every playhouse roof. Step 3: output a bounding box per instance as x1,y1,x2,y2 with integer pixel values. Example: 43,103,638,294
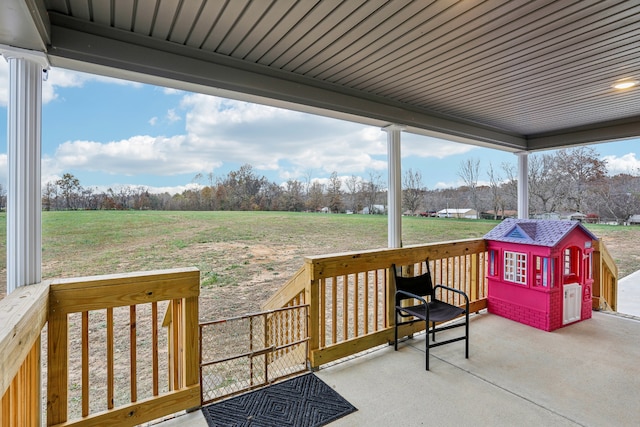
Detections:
484,219,598,247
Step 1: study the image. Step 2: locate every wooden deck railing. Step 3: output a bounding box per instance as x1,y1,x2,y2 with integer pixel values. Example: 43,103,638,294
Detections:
593,240,618,311
47,268,200,427
0,282,49,426
263,238,488,369
0,268,200,427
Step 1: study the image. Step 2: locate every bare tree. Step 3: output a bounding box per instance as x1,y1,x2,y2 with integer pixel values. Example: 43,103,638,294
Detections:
302,169,314,201
130,186,150,210
554,147,607,213
528,154,563,214
42,181,57,211
457,159,480,218
282,179,305,211
306,181,325,212
327,171,343,213
595,174,640,223
501,162,518,203
0,183,5,211
344,175,362,213
487,162,503,219
56,173,82,210
402,168,424,215
363,171,384,214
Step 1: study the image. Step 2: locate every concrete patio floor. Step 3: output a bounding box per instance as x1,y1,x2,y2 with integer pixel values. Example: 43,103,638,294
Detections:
156,309,640,426
616,269,640,317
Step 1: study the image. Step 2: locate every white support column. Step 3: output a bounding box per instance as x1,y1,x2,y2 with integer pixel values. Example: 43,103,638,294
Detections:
516,152,529,219
384,124,404,248
1,46,48,293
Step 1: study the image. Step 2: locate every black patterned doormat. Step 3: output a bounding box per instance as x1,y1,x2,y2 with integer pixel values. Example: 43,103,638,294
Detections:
201,373,357,427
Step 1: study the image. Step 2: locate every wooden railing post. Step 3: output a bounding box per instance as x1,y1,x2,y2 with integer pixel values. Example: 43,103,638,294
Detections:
183,296,200,395
386,268,396,330
0,282,48,427
307,261,320,369
592,240,603,310
170,299,183,390
47,311,68,426
470,253,480,303
592,240,618,312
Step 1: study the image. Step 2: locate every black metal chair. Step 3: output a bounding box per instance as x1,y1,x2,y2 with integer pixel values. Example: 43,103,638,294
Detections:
392,259,469,370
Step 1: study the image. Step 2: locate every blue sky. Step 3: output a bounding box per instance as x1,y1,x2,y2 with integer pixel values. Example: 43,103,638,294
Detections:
0,60,639,195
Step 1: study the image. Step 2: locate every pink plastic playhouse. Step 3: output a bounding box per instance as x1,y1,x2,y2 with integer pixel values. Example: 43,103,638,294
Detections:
484,219,597,331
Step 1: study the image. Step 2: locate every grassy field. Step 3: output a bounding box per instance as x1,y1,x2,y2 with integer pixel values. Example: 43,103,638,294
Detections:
0,211,638,319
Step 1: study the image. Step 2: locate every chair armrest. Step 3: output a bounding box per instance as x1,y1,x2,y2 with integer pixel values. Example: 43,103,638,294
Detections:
434,285,470,308
395,289,428,306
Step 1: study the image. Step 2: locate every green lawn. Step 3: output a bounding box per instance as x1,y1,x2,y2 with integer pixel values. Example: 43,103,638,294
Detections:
0,211,497,277
0,211,637,317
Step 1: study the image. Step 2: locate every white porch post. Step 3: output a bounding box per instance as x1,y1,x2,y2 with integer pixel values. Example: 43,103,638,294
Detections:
384,124,404,248
1,46,48,293
516,152,529,219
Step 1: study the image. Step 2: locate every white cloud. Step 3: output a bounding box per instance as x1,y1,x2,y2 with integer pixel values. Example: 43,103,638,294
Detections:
162,87,183,95
603,153,640,175
0,62,501,189
166,109,181,123
0,60,8,107
0,60,143,106
148,182,201,195
29,91,475,186
41,157,62,185
179,94,388,178
402,135,475,159
434,180,464,189
52,135,222,176
0,154,6,187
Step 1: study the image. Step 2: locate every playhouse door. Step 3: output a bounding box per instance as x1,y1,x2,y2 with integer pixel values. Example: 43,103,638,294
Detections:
563,283,582,325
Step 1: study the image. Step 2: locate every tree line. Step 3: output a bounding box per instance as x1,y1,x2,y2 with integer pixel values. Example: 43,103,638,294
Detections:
35,147,640,223
421,147,640,223
39,164,387,214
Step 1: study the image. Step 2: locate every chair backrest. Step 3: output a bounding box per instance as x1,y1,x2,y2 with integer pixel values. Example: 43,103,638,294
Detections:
392,261,434,304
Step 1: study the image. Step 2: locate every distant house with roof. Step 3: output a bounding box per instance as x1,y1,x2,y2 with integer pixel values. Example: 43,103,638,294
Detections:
628,214,640,225
484,219,598,332
562,212,587,222
532,212,561,220
482,209,517,220
436,208,477,219
362,204,385,215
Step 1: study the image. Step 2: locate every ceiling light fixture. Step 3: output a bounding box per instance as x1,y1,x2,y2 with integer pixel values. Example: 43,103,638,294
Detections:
612,79,639,90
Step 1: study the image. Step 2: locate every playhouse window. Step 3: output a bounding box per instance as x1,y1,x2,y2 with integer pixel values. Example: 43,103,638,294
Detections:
504,251,527,285
563,247,580,281
489,250,497,276
534,256,555,288
563,249,572,275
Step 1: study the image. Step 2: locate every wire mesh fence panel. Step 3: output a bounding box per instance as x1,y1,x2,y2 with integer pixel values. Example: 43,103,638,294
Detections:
200,305,308,404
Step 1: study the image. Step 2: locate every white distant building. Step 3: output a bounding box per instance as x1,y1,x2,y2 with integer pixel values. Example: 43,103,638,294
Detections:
362,204,386,215
628,214,640,225
532,212,561,220
437,208,478,219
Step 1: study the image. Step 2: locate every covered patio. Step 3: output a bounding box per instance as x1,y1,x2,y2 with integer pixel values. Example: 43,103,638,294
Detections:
161,310,640,427
1,1,639,426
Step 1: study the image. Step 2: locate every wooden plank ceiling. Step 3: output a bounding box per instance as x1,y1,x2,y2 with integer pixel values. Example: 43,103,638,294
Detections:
5,0,640,152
